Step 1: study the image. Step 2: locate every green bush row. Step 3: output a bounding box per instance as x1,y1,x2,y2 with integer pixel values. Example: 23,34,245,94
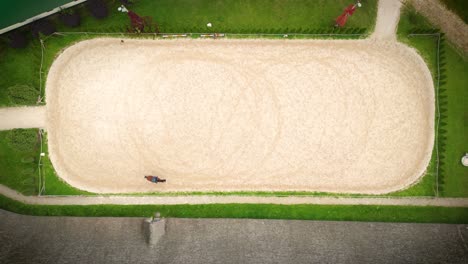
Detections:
436,33,448,195
1,194,468,223
409,28,441,34
7,84,39,105
5,129,39,152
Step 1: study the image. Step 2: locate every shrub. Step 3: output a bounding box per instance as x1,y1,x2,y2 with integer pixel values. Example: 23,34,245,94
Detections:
87,0,109,19
357,28,367,34
8,84,39,105
5,129,39,152
31,20,56,38
7,31,28,49
120,0,134,5
408,10,419,26
60,10,81,27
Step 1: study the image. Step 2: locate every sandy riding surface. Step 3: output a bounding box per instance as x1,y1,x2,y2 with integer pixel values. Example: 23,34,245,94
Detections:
46,38,434,194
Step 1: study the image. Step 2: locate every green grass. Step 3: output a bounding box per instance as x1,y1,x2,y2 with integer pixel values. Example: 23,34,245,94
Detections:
1,194,467,223
0,43,41,106
55,0,377,33
439,0,468,24
0,129,39,195
397,4,468,197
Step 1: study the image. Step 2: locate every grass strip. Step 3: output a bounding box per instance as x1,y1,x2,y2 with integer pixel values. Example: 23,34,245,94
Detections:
0,129,39,195
1,194,467,223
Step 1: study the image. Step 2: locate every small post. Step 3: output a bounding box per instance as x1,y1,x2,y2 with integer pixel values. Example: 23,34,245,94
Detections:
153,212,161,222
143,211,166,246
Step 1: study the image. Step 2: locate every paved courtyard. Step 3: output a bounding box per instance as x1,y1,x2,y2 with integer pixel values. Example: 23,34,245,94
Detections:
1,210,467,264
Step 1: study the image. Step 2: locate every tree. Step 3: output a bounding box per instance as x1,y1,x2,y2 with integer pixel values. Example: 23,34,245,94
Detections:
31,20,56,38
60,10,81,27
87,0,109,19
8,31,28,48
120,0,134,5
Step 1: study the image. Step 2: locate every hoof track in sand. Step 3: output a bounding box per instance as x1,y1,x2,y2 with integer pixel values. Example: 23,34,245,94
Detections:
46,39,434,194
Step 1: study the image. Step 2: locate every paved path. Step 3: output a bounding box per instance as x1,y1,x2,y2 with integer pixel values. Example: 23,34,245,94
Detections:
1,209,468,264
1,185,468,207
411,0,468,54
0,106,46,131
372,0,402,41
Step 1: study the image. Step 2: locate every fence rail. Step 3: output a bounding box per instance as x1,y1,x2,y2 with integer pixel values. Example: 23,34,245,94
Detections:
37,129,45,195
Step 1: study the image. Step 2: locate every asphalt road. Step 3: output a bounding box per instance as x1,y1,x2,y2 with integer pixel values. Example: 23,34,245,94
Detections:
1,209,467,264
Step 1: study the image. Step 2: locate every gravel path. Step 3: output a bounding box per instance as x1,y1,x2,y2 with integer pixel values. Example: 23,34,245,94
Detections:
0,106,46,131
372,0,402,40
411,0,468,54
1,185,468,207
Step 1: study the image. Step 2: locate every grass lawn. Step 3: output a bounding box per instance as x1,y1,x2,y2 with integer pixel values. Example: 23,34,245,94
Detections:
1,194,468,223
59,0,377,33
0,129,39,195
439,0,468,24
0,43,41,106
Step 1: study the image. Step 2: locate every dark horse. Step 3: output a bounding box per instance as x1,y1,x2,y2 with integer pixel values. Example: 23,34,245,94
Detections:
144,175,166,183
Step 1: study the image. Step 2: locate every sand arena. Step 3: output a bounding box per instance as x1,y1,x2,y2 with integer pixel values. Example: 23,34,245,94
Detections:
45,38,434,193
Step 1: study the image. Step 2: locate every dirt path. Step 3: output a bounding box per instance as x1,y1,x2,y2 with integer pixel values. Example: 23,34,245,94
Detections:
411,0,468,54
372,0,403,40
1,185,467,207
0,106,46,131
